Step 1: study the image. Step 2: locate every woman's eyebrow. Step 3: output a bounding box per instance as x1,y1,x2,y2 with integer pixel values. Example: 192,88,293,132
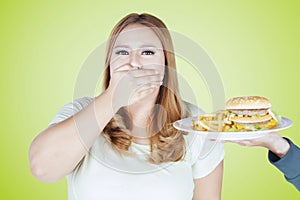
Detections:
114,45,130,49
113,44,159,49
139,45,158,48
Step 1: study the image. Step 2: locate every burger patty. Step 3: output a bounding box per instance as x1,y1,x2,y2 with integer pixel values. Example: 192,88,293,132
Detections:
229,109,268,116
229,114,272,123
236,119,271,125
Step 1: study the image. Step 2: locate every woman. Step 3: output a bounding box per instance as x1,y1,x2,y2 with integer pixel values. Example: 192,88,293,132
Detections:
29,13,224,200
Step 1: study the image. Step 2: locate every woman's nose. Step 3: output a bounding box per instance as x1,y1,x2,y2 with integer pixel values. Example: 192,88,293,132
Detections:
129,51,141,69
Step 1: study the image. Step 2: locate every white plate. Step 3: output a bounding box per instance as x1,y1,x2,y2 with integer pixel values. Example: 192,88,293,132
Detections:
173,117,293,140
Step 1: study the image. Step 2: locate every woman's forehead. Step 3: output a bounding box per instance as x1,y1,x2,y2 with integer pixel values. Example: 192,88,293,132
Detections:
114,24,163,49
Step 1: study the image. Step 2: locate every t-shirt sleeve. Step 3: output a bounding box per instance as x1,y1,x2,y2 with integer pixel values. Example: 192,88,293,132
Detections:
184,101,225,179
191,139,225,179
48,96,94,127
184,101,206,116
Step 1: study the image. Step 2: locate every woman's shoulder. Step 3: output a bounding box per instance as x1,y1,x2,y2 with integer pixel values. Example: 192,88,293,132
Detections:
70,96,94,108
183,101,206,117
182,101,224,167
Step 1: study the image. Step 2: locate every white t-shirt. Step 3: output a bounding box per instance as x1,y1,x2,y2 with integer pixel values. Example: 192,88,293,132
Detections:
49,97,224,200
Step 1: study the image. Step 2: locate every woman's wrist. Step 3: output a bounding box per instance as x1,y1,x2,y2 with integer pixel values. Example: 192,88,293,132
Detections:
99,89,123,111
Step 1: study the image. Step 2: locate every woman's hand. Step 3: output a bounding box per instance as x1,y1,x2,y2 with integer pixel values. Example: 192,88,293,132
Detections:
106,64,163,109
225,132,290,158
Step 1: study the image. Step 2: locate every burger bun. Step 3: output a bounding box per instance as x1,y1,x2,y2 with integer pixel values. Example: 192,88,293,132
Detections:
226,96,271,110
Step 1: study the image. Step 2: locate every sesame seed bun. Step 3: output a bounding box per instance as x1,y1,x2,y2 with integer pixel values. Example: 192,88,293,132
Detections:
225,96,271,110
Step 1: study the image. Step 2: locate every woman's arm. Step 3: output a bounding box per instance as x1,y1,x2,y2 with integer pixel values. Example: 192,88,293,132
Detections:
29,68,161,183
193,160,224,200
29,91,118,183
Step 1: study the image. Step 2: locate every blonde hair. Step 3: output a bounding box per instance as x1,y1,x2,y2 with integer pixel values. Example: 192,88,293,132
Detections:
102,13,189,164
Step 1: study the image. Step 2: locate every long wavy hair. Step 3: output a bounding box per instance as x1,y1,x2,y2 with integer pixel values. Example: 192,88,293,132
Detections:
102,13,189,164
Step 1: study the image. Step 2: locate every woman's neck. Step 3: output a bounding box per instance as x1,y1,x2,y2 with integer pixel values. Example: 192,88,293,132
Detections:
127,97,156,126
126,99,156,144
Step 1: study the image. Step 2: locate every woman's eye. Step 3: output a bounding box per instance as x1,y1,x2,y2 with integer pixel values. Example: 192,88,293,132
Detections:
115,50,129,55
141,50,155,55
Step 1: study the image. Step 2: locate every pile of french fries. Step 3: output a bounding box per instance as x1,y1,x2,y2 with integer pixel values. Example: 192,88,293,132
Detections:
191,111,228,132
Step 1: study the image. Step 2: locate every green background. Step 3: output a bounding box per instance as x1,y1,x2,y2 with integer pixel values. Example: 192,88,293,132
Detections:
1,0,299,199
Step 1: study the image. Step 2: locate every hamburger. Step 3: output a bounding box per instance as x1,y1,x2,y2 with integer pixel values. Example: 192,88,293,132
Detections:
224,96,280,131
